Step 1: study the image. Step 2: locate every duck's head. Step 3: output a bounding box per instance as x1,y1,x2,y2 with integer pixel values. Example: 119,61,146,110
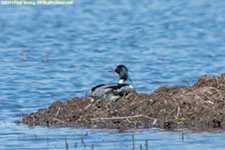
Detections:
108,65,129,84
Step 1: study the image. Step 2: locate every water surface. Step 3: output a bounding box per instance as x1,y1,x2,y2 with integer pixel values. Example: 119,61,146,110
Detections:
0,0,225,149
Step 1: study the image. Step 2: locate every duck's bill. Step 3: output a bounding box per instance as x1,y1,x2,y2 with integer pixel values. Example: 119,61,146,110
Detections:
108,70,116,73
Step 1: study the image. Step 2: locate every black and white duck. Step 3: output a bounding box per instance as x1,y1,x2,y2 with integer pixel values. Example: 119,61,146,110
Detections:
91,65,134,101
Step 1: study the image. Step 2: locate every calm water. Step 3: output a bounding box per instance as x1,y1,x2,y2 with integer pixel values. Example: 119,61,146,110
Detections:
0,0,225,149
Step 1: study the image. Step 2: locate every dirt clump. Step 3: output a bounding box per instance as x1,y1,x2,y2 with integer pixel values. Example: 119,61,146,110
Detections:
20,73,225,130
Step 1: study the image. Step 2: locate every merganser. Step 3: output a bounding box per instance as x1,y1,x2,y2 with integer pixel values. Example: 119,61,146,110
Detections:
91,65,134,101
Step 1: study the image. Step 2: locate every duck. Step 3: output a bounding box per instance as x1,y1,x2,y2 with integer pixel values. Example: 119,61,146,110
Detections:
91,65,134,101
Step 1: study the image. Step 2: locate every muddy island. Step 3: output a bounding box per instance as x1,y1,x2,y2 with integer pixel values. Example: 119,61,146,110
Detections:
18,73,225,130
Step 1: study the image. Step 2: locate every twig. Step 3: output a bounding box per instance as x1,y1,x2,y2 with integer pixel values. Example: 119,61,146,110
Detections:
31,115,35,121
24,52,26,61
91,115,158,123
176,106,180,120
52,118,65,123
84,97,95,110
56,107,61,116
126,118,131,123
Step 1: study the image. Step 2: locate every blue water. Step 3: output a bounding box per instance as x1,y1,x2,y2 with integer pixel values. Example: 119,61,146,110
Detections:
0,0,225,149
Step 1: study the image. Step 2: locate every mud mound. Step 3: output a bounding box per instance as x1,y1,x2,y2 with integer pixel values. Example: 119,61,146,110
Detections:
19,73,225,130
